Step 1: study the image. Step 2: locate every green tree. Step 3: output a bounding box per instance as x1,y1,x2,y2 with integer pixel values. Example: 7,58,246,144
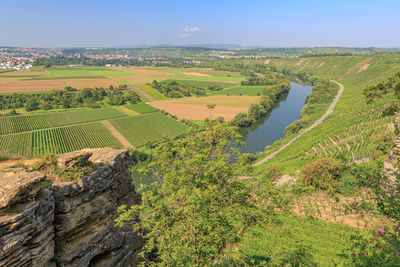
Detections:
116,126,285,266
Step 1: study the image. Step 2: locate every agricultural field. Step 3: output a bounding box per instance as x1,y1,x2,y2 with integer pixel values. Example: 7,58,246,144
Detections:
0,107,126,135
0,67,244,99
109,112,187,147
125,103,159,114
149,95,260,121
209,85,266,96
0,122,122,159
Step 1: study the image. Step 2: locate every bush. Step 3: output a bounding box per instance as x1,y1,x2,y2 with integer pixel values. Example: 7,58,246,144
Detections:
231,112,252,128
301,157,342,194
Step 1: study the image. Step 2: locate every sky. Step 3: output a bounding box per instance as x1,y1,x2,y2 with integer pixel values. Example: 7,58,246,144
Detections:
1,0,399,48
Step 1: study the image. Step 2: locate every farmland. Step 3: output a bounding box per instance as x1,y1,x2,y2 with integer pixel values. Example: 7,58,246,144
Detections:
0,122,123,159
149,95,260,121
108,112,187,147
0,104,187,159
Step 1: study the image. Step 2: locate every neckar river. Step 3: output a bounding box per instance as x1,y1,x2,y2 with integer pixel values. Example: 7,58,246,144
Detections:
238,82,312,154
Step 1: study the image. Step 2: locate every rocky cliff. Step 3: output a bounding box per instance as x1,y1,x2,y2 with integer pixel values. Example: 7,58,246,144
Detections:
0,148,143,267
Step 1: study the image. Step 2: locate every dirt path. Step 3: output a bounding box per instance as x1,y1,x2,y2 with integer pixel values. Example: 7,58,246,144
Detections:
129,84,154,102
102,120,133,148
254,79,344,166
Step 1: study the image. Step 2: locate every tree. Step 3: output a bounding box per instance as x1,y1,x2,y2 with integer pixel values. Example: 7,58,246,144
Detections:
231,112,252,128
25,98,39,111
116,126,284,266
301,157,342,194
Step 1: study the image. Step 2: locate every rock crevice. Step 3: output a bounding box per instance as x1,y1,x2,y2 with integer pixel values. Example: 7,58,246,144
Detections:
0,148,143,267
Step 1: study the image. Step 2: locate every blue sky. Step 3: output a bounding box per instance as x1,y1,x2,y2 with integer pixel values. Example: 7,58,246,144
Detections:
1,0,399,47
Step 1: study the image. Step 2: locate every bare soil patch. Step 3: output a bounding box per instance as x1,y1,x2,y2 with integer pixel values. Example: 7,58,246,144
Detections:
0,78,118,93
150,103,248,121
65,78,118,89
0,70,47,76
181,72,211,77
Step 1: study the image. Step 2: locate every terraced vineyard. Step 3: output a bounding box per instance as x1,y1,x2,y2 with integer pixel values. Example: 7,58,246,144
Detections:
0,122,122,158
109,112,187,147
253,55,400,172
0,107,126,135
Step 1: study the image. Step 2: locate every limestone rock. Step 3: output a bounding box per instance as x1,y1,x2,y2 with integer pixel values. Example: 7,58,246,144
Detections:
0,148,143,267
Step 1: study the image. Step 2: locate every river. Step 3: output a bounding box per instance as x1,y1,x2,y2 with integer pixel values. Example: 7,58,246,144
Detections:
238,82,312,154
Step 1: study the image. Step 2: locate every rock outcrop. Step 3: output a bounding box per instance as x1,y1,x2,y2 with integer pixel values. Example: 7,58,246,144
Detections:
0,148,143,267
383,112,400,192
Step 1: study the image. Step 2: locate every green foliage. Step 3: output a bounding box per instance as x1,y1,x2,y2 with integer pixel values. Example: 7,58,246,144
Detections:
363,71,400,103
116,126,287,266
0,84,134,112
231,112,252,127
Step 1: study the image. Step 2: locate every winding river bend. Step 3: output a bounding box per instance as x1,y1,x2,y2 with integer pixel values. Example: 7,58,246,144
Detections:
239,82,312,154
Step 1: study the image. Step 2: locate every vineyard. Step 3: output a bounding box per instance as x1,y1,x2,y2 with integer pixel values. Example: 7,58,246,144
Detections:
109,112,187,147
0,107,126,135
0,122,122,159
255,55,400,173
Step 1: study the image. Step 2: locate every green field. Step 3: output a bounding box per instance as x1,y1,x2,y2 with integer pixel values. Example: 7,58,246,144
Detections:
109,112,187,147
0,107,126,135
170,79,236,89
209,85,266,96
0,122,122,159
136,83,168,100
125,103,159,114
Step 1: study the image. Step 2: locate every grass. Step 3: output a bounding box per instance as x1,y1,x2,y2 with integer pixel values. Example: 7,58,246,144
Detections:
209,85,266,96
136,83,168,100
236,212,360,266
108,112,187,147
125,103,159,114
169,79,236,89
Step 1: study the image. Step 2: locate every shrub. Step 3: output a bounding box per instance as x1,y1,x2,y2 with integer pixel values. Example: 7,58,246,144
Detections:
301,157,342,194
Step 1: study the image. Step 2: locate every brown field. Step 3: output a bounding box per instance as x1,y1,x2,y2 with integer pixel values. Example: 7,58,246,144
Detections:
65,78,118,88
149,95,260,121
181,72,211,77
110,67,172,76
0,70,48,76
0,78,118,93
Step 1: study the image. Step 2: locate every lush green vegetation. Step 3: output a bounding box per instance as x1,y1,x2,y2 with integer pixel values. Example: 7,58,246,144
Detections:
231,80,290,127
149,80,227,98
109,112,187,147
0,84,141,111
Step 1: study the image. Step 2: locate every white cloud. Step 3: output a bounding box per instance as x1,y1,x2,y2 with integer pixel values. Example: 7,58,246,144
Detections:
183,26,199,32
